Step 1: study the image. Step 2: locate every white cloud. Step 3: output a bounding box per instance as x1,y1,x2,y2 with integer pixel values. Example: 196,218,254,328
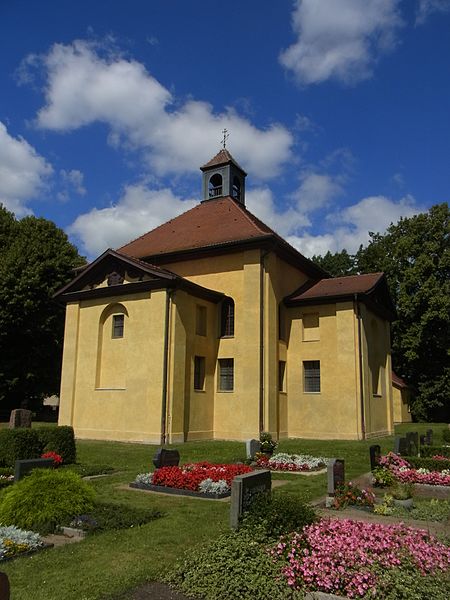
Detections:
60,169,86,195
280,0,403,85
29,40,292,180
246,187,310,236
0,121,53,217
292,172,344,212
286,194,423,257
68,184,196,257
416,0,450,24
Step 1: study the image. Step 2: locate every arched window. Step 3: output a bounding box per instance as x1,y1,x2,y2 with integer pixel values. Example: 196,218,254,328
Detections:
220,298,235,337
232,176,241,201
209,174,223,198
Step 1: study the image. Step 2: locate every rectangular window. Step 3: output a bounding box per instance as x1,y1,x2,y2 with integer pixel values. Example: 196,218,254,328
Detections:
220,299,234,337
304,360,320,393
194,356,206,391
278,361,286,392
112,314,124,338
218,358,234,391
302,313,320,341
196,305,207,336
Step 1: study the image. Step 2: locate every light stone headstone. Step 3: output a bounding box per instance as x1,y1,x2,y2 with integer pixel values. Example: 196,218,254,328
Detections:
245,439,261,459
8,408,32,429
326,459,345,503
230,469,271,529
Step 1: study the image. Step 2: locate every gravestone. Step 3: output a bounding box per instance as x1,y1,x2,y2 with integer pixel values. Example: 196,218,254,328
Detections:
245,439,261,460
325,459,345,507
8,408,32,429
14,458,54,482
406,431,419,456
0,572,10,600
394,436,409,456
369,445,381,470
419,434,426,447
426,429,433,446
152,448,180,469
230,469,271,529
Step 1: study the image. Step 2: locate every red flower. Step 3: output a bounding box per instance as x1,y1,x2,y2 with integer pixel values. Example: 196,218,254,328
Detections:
151,462,252,491
41,451,63,466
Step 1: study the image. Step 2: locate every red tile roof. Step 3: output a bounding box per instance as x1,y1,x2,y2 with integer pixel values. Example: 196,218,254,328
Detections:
392,371,409,389
119,196,277,258
287,273,385,303
200,149,246,174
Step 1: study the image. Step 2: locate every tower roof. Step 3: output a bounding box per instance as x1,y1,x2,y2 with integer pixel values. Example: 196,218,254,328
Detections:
200,149,247,175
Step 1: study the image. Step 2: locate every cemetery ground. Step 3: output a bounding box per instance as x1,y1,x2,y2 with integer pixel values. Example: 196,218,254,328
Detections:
0,423,448,600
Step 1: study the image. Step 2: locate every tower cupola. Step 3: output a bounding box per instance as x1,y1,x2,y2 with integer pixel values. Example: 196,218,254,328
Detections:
200,148,247,205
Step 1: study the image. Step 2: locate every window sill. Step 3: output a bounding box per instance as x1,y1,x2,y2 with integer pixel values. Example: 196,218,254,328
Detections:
219,335,234,339
194,389,206,393
303,391,321,395
278,391,287,395
373,394,383,398
217,389,234,393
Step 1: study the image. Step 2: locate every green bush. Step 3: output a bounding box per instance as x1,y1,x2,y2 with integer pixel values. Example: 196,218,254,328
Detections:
167,530,301,600
0,429,42,467
372,466,395,487
420,445,450,458
407,456,450,472
239,492,317,541
375,559,450,599
37,426,76,464
0,469,95,534
442,428,450,444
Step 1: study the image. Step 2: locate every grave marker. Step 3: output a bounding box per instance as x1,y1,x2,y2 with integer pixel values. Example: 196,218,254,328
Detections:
406,431,419,456
245,439,261,460
14,458,54,482
394,436,409,456
8,408,32,429
369,445,381,470
325,459,345,507
230,469,271,529
426,429,433,446
0,572,10,600
152,448,180,469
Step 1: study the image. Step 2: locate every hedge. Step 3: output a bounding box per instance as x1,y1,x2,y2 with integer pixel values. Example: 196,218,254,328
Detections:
420,445,450,459
0,426,76,468
407,456,450,472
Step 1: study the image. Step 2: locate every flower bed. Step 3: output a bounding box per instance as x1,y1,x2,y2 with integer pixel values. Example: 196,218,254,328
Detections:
131,462,252,497
332,482,375,510
0,525,44,561
378,452,450,486
256,452,327,472
273,519,450,598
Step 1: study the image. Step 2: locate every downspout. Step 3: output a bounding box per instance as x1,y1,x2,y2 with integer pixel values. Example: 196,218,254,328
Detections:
355,294,366,439
259,249,271,432
160,288,172,445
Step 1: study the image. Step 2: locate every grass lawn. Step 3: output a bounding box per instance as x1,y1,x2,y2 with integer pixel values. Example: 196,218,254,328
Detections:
0,423,448,600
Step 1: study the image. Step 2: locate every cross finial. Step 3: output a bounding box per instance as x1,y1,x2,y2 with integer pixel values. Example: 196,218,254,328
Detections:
221,128,229,149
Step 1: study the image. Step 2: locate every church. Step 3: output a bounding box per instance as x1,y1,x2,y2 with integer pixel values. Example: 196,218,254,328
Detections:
56,148,396,444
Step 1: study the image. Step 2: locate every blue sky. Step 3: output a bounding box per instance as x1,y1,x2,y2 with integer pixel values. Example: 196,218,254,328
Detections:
1,0,449,259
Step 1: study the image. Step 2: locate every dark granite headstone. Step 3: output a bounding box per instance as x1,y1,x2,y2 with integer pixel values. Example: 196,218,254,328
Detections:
245,439,261,459
419,434,426,448
406,431,419,456
8,408,32,429
230,469,271,529
0,572,10,600
152,448,180,469
14,458,54,482
426,429,433,446
369,445,381,470
394,436,409,456
327,459,345,496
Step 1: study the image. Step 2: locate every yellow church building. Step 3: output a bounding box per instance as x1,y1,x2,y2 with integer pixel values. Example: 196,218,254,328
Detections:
56,149,396,444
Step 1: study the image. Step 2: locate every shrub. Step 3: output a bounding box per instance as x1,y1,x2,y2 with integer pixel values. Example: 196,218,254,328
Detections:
167,530,300,600
37,426,76,464
239,492,317,541
372,466,395,487
375,559,450,599
0,469,95,534
67,501,163,533
420,445,450,458
0,429,42,467
443,428,450,444
407,456,450,472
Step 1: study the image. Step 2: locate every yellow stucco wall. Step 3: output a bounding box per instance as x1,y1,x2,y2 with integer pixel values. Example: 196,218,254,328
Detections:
59,290,168,443
393,384,412,423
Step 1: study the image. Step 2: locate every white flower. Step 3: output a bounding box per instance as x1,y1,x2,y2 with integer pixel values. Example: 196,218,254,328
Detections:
0,524,43,560
134,472,153,485
268,453,327,470
198,478,229,495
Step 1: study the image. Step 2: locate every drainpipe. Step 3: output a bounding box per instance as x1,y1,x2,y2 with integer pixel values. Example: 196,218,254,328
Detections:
160,288,172,445
355,294,366,440
259,248,271,433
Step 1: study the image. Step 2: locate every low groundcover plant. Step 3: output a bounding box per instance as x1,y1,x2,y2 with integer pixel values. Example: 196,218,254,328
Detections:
256,452,328,472
273,518,450,598
0,524,43,560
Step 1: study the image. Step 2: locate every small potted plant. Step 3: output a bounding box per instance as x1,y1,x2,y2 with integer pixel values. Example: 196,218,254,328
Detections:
391,482,414,509
259,432,277,456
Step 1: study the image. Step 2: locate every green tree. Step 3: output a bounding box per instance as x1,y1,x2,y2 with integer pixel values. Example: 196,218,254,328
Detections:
0,205,84,411
356,203,450,421
311,249,357,277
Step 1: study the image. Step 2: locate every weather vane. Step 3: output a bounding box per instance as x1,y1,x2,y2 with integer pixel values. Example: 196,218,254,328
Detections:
221,128,229,149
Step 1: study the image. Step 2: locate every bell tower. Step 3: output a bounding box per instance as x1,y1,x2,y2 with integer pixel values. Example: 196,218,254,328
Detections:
200,143,247,205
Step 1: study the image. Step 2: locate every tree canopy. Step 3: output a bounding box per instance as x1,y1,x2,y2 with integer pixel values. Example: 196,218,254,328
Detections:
312,203,449,421
0,205,84,412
